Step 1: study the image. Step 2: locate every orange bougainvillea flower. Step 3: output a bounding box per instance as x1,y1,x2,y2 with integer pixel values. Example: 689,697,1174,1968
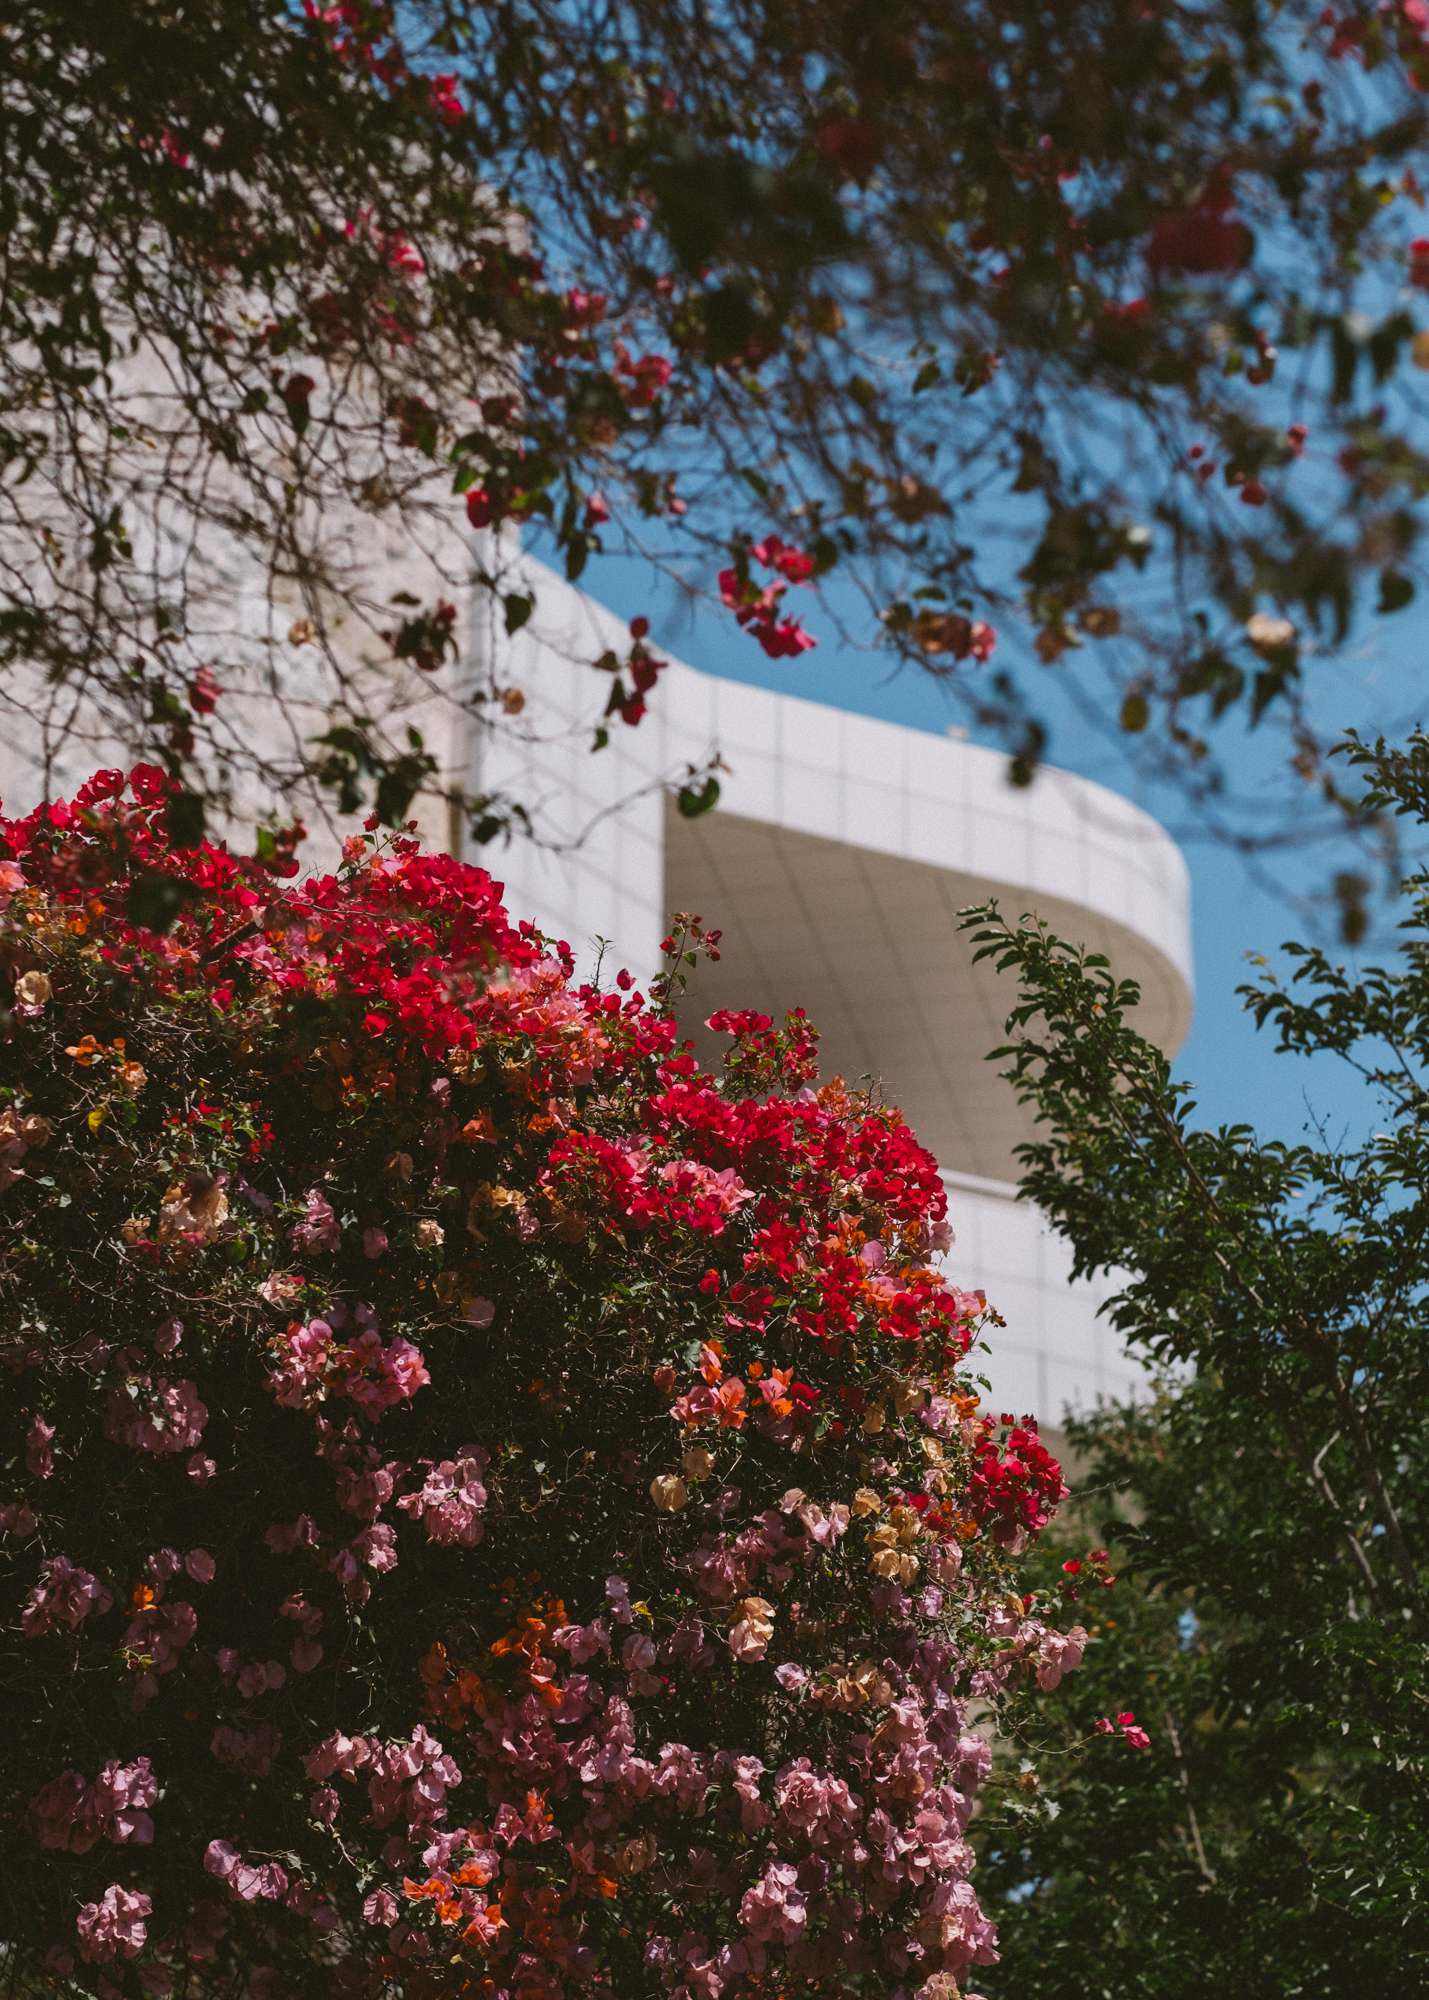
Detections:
460,1903,505,1949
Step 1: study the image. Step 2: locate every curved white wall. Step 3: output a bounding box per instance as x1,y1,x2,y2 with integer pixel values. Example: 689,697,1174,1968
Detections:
476,558,1191,1425
942,1174,1146,1419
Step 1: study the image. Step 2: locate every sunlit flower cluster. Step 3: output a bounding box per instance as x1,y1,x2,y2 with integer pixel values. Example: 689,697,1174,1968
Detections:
0,770,1084,1997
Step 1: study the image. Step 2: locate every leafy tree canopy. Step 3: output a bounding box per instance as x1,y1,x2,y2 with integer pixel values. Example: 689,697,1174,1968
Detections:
7,1,1429,881
962,730,1429,1994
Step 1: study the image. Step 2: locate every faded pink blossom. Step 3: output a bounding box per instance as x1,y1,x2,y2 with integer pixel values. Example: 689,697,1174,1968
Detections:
738,1860,808,1946
204,1839,289,1902
269,1320,428,1421
104,1375,207,1455
211,1721,282,1778
397,1450,488,1547
76,1884,151,1962
350,1523,398,1573
88,1759,159,1847
235,1658,286,1699
265,1513,320,1554
1035,1624,1088,1690
304,1731,373,1783
290,1187,341,1255
728,1596,775,1663
121,1597,197,1696
22,1555,113,1636
25,1413,55,1478
362,1726,462,1831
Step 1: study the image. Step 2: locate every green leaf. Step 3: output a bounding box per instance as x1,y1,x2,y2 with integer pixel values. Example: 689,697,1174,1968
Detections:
1330,317,1360,405
676,776,721,819
1378,570,1415,614
164,789,206,848
1368,310,1414,385
124,872,196,934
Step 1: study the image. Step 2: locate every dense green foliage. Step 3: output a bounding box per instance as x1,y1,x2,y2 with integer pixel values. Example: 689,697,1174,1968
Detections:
966,732,1429,1995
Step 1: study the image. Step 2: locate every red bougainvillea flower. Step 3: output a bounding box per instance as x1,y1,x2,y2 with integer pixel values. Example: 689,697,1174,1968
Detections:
1146,171,1253,275
719,536,819,659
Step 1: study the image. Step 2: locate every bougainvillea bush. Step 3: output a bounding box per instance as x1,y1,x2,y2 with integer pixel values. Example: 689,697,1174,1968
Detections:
0,769,1082,1999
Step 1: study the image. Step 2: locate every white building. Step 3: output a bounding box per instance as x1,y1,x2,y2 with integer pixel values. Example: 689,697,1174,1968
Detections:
0,545,1193,1426
479,561,1194,1424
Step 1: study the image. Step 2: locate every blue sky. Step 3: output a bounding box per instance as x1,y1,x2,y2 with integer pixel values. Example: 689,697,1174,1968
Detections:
581,545,1426,1151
